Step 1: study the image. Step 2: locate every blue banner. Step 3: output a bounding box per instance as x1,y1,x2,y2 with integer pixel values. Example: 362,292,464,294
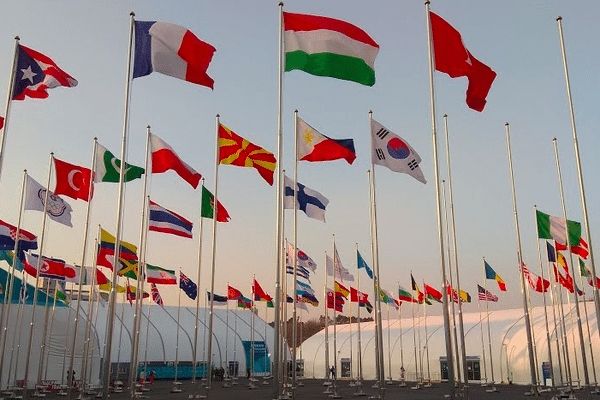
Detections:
241,340,270,374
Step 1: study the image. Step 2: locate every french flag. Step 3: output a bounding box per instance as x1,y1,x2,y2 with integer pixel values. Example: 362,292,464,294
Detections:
150,132,202,188
133,21,216,89
148,200,193,238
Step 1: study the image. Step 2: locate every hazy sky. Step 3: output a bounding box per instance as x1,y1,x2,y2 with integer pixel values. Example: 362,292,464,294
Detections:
0,0,598,319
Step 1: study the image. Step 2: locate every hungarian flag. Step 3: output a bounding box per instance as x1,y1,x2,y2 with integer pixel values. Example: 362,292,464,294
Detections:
150,132,202,188
227,285,243,300
94,143,144,183
283,12,379,86
218,123,277,185
53,158,93,201
13,45,77,100
201,186,231,222
296,117,356,164
424,283,443,303
252,278,273,302
429,12,496,112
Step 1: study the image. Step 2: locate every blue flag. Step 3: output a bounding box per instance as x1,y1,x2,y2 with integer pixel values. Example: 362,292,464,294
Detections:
179,271,197,300
207,291,228,304
546,241,557,262
357,250,373,279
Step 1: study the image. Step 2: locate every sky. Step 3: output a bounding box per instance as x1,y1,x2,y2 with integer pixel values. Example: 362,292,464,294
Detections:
0,0,598,321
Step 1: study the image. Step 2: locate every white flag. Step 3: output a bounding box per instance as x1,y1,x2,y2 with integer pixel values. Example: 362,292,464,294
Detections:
25,176,73,227
371,119,426,184
326,250,354,282
286,242,317,272
283,175,329,222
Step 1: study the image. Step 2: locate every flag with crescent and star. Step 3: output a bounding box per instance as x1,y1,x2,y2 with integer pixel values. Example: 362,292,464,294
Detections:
94,142,144,183
53,157,93,201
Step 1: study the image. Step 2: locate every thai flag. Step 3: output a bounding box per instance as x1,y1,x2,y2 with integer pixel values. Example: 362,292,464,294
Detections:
148,200,193,238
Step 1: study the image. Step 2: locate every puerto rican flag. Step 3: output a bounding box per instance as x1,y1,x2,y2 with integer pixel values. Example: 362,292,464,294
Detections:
148,200,193,238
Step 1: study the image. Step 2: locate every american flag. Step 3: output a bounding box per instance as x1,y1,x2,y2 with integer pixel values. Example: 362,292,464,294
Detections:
151,283,164,306
477,284,498,302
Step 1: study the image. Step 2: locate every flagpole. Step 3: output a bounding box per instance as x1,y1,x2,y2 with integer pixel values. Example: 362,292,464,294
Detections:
556,17,600,337
424,3,455,396
8,270,27,390
331,237,340,398
477,278,488,384
504,122,539,393
223,284,230,387
192,179,206,385
80,234,100,393
411,282,418,384
42,282,60,382
443,115,469,394
173,271,182,390
366,169,381,389
356,245,363,385
483,273,496,389
273,3,285,397
422,289,431,384
323,251,330,385
532,205,557,388
142,286,152,379
0,36,20,182
101,12,136,399
128,126,151,397
552,137,590,389
386,304,393,384
35,278,53,390
115,292,127,384
206,114,221,393
291,109,299,393
398,292,406,387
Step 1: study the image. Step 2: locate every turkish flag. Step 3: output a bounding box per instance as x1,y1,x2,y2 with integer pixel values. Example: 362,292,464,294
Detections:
54,158,93,201
430,12,497,112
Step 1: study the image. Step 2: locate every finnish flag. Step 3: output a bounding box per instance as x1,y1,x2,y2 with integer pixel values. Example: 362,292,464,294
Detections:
283,175,329,222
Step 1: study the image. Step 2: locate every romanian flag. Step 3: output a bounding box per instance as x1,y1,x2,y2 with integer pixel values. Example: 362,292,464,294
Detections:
334,280,349,298
484,260,506,291
218,124,277,185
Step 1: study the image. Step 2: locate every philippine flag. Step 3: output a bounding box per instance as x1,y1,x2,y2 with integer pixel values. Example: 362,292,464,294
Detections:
148,200,193,238
133,21,216,89
297,117,356,164
150,132,202,189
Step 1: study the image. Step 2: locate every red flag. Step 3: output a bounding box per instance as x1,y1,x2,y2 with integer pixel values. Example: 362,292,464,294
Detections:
252,279,272,302
424,283,443,303
0,116,4,130
522,263,550,293
430,12,497,112
53,158,93,201
150,132,202,189
23,253,65,279
126,284,134,306
95,268,109,285
227,285,243,300
572,238,589,259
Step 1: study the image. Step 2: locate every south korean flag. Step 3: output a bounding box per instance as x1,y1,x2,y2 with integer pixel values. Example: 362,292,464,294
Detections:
370,119,426,184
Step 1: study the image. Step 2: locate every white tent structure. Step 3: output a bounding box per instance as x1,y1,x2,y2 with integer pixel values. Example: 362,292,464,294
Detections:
1,301,284,388
300,303,599,385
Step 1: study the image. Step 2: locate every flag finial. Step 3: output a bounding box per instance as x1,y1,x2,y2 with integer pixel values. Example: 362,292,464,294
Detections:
557,16,562,21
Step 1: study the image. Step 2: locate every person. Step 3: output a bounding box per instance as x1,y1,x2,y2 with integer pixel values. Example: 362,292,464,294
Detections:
67,369,76,388
330,366,336,380
138,370,146,385
149,370,155,385
400,366,405,381
246,366,251,379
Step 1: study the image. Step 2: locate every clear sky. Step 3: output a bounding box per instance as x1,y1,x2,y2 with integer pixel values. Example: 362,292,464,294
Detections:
0,0,598,320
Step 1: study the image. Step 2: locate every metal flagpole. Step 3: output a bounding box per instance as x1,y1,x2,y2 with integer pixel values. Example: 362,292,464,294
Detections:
422,292,431,384
476,277,488,384
233,301,239,385
543,246,566,386
424,3,455,396
250,298,257,388
101,12,136,399
173,271,182,390
192,179,206,385
273,3,285,397
533,205,556,388
206,114,221,393
331,237,340,399
115,293,126,385
581,294,598,387
129,126,152,397
8,270,28,389
80,235,100,394
0,36,20,182
0,170,27,388
552,137,590,389
398,285,406,387
411,286,418,384
565,291,581,386
292,110,299,393
504,122,538,393
323,251,331,387
35,279,53,389
356,246,363,387
556,17,600,336
142,286,152,378
202,291,207,385
443,115,469,395
263,300,268,382
22,157,54,398
483,275,496,389
416,290,422,383
387,305,393,384
60,281,73,390
349,287,353,384
554,271,573,389
223,285,230,387
42,282,60,381
367,169,381,390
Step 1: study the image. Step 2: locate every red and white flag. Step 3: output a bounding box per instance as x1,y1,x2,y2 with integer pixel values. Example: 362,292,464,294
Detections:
54,158,93,201
150,132,202,188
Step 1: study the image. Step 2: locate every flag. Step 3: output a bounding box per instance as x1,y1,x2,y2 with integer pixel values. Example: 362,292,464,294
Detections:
218,124,277,185
25,175,73,227
283,175,329,222
424,283,443,303
411,274,424,303
571,237,589,260
371,119,426,184
295,298,309,311
13,45,77,100
150,132,202,188
252,278,273,302
477,285,498,302
357,249,373,279
151,283,164,306
238,296,252,309
398,285,417,303
62,264,86,284
126,284,134,306
53,158,93,201
286,242,317,272
326,248,354,282
350,287,368,303
116,258,139,279
0,219,37,254
96,228,138,270
484,261,506,291
146,264,177,285
201,186,231,222
23,253,66,280
227,285,243,300
296,117,356,164
179,271,197,299
53,281,70,305
334,281,349,298
95,268,109,285
134,21,216,89
286,264,311,281
148,200,193,238
296,280,315,296
207,291,228,305
521,263,550,293
94,143,144,183
326,290,344,312
0,250,26,272
298,292,319,307
360,300,373,313
429,12,496,112
546,242,557,262
283,12,379,86
536,210,581,248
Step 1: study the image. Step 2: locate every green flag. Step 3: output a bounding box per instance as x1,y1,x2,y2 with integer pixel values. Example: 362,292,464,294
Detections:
95,143,144,183
201,186,230,222
536,210,581,246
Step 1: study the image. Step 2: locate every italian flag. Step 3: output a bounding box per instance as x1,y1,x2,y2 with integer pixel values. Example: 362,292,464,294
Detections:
283,12,379,86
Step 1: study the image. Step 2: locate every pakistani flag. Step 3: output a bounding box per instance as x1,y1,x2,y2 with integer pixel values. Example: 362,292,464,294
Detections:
95,143,144,183
536,210,581,247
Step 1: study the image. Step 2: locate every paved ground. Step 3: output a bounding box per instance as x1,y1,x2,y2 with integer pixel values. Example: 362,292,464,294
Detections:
7,379,600,400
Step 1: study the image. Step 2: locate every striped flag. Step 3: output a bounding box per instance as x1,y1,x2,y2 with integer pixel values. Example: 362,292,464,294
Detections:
477,284,498,302
151,283,164,306
148,200,193,238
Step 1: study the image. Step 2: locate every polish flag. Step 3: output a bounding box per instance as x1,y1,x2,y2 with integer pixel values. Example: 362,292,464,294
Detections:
150,132,202,188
